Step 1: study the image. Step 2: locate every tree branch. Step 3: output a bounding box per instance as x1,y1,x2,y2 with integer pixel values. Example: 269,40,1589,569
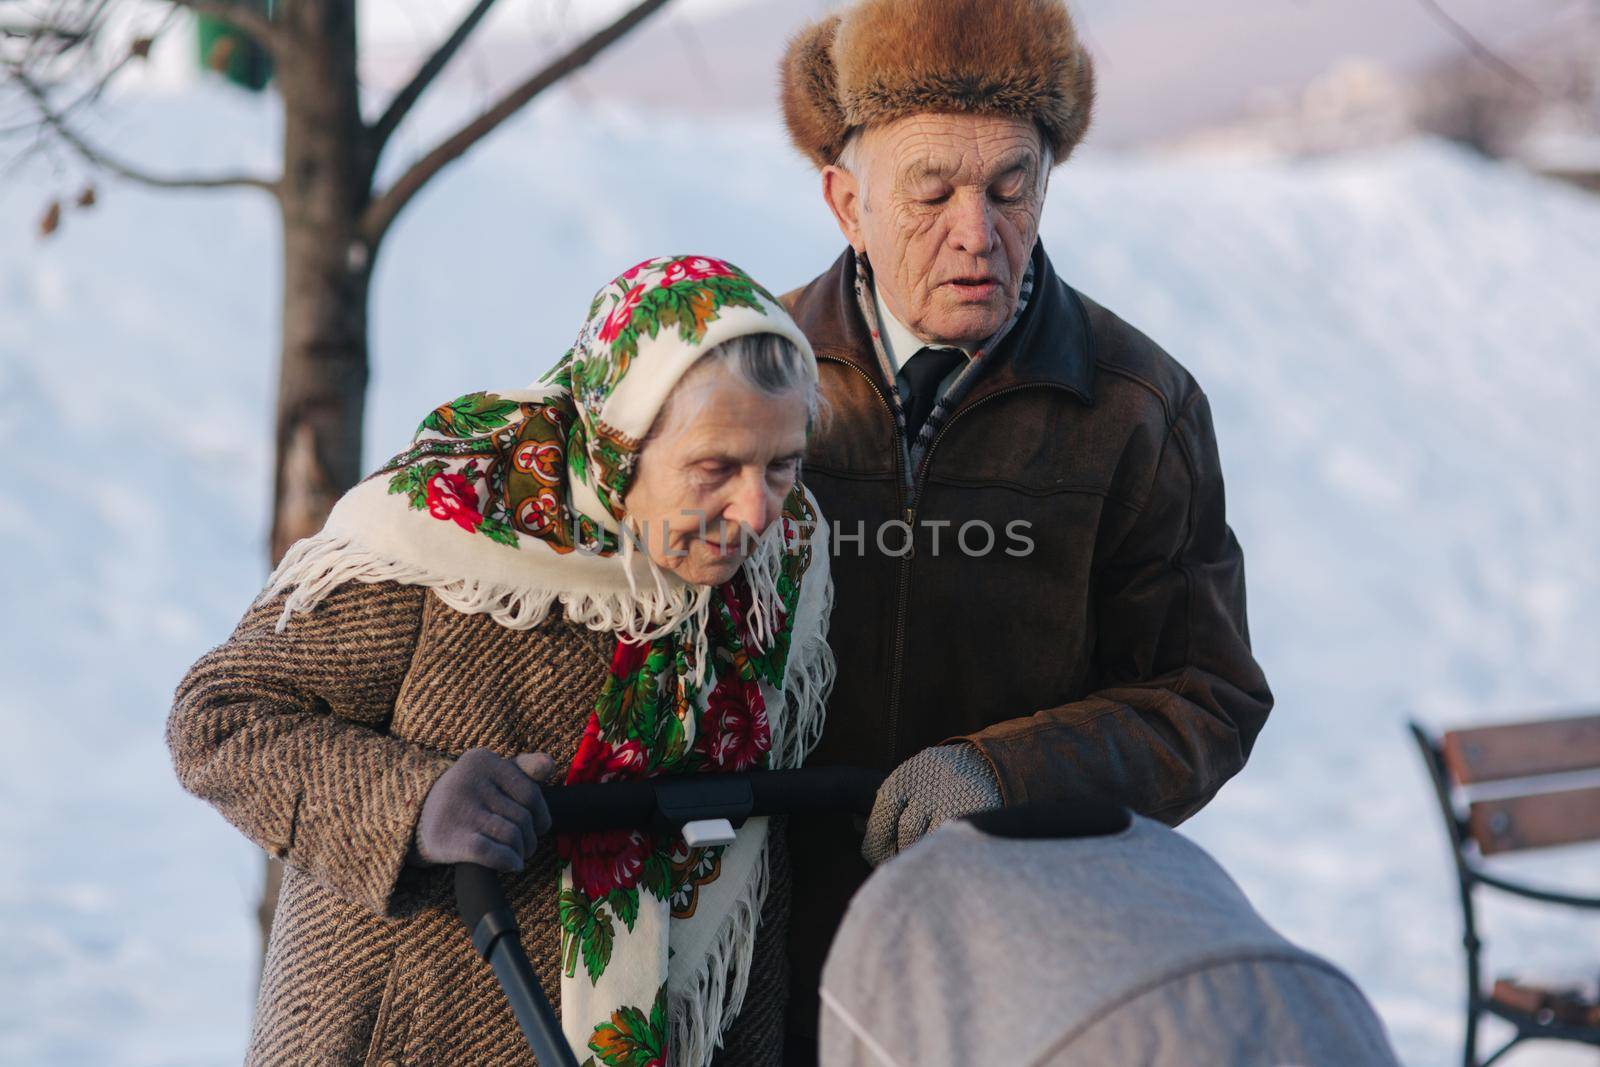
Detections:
167,0,285,58
362,0,671,246
15,69,278,192
0,48,128,136
1413,0,1544,96
4,0,109,67
369,0,498,158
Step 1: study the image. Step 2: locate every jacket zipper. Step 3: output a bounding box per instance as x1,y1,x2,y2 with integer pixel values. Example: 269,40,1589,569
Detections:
897,382,1075,755
819,356,1075,762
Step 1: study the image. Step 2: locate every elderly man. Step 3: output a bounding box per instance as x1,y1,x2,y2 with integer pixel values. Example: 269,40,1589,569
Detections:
775,0,1274,1056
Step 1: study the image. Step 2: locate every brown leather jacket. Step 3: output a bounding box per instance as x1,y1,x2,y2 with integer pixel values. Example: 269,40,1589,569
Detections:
781,243,1273,1040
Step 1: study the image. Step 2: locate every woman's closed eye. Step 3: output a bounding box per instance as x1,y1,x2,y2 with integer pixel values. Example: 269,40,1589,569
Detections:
767,457,801,486
689,460,737,487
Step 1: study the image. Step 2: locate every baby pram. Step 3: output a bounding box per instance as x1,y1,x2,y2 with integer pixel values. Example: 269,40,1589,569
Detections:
458,778,1399,1066
820,803,1401,1066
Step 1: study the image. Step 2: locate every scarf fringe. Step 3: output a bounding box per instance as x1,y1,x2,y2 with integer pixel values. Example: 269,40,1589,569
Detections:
772,623,834,770
669,835,771,1067
262,530,713,648
740,528,784,654
769,519,835,770
618,532,716,686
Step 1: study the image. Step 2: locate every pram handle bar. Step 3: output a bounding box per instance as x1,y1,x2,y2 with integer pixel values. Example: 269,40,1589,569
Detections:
455,766,885,1067
456,863,577,1067
539,765,886,834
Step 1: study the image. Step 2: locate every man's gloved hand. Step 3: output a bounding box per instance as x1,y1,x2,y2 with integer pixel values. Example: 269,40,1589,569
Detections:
412,748,556,871
862,743,1002,867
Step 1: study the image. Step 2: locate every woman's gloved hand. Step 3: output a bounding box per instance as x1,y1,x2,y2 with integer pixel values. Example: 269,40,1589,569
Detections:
412,748,556,871
862,743,1002,867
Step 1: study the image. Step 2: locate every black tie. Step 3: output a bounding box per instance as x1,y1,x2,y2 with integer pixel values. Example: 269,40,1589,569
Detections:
901,346,966,440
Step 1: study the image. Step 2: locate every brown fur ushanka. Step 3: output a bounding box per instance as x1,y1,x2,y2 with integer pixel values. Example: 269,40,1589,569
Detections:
780,0,1096,169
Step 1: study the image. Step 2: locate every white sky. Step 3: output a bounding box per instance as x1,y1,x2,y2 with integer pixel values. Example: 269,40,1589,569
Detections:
59,0,1590,147
357,0,766,39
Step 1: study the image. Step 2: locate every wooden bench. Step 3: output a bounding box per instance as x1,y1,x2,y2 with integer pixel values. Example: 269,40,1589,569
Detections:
1411,712,1600,1067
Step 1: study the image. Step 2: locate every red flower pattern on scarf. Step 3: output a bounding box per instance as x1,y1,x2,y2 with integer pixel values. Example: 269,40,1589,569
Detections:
695,675,771,772
620,257,656,281
425,472,483,531
660,256,734,286
601,739,648,780
559,828,653,899
568,718,650,785
610,638,651,679
720,572,752,632
598,285,646,344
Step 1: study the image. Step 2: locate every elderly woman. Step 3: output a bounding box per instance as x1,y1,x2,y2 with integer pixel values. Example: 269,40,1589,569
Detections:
168,256,833,1067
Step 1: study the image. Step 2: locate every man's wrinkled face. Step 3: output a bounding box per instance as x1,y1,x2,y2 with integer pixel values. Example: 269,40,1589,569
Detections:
823,113,1048,347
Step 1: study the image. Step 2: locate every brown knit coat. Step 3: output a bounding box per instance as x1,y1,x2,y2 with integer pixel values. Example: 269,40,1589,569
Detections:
169,579,789,1066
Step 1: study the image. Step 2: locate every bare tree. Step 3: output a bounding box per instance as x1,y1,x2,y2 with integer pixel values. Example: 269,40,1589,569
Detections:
5,0,673,955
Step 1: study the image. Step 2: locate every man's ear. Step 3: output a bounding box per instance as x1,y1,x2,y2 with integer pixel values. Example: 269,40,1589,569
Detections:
821,165,866,253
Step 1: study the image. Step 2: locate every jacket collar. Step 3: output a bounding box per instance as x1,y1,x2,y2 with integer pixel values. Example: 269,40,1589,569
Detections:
789,240,1096,407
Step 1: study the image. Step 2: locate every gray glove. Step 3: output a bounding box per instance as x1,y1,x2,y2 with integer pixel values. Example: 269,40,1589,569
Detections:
862,743,1002,867
412,748,555,872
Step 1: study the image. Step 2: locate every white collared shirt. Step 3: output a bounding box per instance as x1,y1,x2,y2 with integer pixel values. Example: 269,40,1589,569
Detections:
873,285,971,408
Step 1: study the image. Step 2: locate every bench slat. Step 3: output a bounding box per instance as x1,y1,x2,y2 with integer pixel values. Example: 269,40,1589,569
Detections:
1442,713,1600,784
1469,786,1600,855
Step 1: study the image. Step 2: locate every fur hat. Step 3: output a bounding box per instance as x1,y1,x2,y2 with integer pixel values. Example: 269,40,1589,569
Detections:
780,0,1096,169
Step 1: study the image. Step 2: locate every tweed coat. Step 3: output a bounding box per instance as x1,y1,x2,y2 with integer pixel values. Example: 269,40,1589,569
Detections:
169,579,789,1066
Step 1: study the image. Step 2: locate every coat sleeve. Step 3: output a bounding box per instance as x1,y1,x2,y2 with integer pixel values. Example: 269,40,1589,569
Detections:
168,579,454,916
964,391,1273,824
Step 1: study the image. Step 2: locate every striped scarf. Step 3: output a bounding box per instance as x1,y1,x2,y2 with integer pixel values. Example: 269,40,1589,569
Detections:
852,252,1036,490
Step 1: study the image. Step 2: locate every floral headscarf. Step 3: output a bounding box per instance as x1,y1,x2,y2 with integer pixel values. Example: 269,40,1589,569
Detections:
263,255,834,1067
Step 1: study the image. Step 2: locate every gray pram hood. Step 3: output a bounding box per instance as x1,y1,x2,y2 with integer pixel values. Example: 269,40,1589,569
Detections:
819,813,1400,1067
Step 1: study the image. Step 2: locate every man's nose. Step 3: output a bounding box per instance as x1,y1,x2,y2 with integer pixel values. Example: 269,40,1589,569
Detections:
946,190,998,257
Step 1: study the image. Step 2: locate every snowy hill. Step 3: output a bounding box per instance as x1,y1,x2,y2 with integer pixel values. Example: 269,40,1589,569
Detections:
2,89,1598,1065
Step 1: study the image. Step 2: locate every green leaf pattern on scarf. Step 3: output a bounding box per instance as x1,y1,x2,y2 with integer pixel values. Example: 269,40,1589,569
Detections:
560,888,618,985
581,274,768,390
583,982,668,1067
418,391,521,437
386,460,445,510
595,645,670,746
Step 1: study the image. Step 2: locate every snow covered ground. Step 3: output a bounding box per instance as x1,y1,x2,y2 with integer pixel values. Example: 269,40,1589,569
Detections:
2,89,1597,1065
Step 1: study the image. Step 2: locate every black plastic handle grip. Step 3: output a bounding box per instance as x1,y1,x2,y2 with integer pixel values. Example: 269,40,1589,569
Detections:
455,863,578,1067
539,766,886,833
454,862,508,950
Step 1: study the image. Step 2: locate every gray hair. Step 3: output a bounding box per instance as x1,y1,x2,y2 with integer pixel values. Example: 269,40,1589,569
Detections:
836,129,873,208
835,126,1054,211
652,331,823,439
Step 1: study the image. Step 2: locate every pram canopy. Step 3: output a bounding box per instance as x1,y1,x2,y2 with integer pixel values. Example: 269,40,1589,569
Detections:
820,807,1400,1067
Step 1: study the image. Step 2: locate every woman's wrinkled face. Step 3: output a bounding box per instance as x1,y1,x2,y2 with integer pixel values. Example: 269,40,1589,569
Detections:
623,363,809,587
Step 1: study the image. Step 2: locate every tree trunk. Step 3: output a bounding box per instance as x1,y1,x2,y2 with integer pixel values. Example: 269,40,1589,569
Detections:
259,0,371,961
